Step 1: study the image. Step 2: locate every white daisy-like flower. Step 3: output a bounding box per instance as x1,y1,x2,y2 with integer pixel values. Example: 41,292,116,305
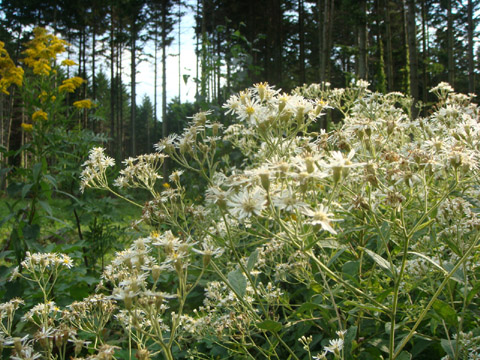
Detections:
302,204,340,234
227,186,267,220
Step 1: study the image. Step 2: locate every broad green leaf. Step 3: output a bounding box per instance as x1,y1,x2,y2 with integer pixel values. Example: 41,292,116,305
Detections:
256,319,282,332
396,351,412,360
32,162,42,182
246,249,258,272
362,248,393,277
432,300,458,327
21,183,33,199
228,268,247,298
38,200,53,216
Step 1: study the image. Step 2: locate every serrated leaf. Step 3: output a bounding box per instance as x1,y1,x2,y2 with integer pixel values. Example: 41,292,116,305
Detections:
228,268,246,298
433,300,458,327
247,249,258,272
256,319,282,332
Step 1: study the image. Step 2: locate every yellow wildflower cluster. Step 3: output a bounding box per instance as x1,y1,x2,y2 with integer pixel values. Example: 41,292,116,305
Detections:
59,76,84,93
73,99,94,109
0,41,24,95
21,123,33,132
32,110,48,122
61,59,77,66
21,27,68,76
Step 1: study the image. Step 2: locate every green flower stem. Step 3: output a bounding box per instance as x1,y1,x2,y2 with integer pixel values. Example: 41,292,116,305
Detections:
306,250,390,313
392,231,480,359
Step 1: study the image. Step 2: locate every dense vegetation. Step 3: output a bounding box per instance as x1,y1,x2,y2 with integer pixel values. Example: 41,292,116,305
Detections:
0,1,479,360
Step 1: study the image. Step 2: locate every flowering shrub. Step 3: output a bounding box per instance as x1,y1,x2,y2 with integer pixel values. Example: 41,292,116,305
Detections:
3,81,480,359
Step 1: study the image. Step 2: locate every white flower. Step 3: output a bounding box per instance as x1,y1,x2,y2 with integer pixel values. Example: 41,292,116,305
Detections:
302,204,339,234
227,186,267,220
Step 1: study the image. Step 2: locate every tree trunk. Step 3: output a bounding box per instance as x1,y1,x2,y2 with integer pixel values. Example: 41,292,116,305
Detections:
467,0,474,93
154,7,158,143
130,20,136,156
109,8,116,154
421,0,428,103
357,0,368,80
407,0,418,105
299,0,306,84
447,0,454,85
401,0,410,95
384,0,394,91
162,0,168,180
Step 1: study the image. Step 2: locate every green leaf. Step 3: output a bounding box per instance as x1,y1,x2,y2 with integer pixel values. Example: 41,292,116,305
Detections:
256,319,282,332
362,248,393,277
21,183,33,199
32,162,42,182
38,200,53,216
467,282,480,304
228,268,247,298
408,251,447,274
441,338,455,359
246,249,258,272
396,351,412,360
344,325,357,359
432,300,458,327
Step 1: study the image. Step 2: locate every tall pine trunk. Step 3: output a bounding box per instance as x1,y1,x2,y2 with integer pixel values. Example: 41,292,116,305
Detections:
447,0,454,85
407,0,418,109
357,0,368,80
130,20,137,156
467,0,474,93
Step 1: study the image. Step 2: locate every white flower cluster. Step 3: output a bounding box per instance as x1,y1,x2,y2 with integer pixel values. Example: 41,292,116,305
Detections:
80,147,115,193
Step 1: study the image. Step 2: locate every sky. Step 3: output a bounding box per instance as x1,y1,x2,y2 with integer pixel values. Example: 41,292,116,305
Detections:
135,1,197,116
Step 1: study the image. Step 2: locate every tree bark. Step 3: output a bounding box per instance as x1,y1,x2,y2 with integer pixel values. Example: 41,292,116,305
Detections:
407,0,418,104
447,0,454,85
299,0,306,84
467,0,475,93
384,0,394,91
130,22,136,156
357,0,368,80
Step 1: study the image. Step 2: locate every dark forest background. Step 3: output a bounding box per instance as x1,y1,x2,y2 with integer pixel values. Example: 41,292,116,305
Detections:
1,0,478,159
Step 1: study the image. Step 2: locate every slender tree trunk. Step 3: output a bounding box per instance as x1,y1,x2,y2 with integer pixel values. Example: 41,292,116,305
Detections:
130,20,136,156
384,0,394,91
407,0,418,106
401,0,410,95
421,0,428,103
110,9,116,154
320,0,328,81
162,0,168,180
178,1,182,103
201,0,207,99
317,0,323,81
447,0,454,85
467,0,475,93
375,0,386,93
326,0,334,80
154,7,158,142
299,0,306,84
357,0,368,80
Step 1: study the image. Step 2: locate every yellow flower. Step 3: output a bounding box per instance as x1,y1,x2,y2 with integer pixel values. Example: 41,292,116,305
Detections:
21,27,69,75
32,110,48,122
162,183,171,189
61,59,77,66
21,123,33,132
0,41,24,94
58,76,84,93
73,99,94,109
